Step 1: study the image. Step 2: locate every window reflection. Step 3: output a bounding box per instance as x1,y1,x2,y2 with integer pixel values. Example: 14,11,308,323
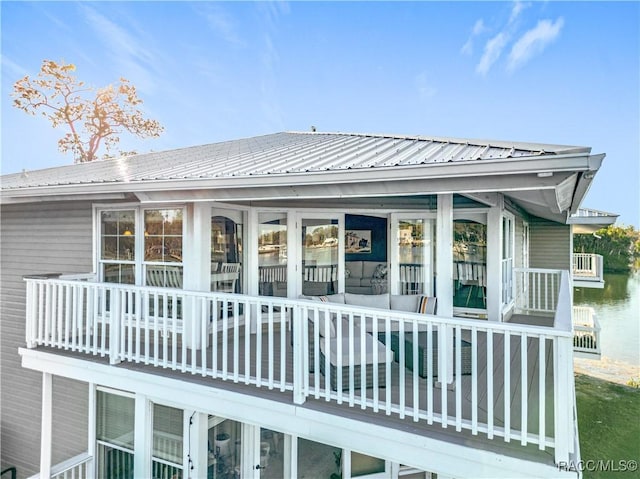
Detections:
100,210,135,284
211,213,243,294
258,213,287,297
453,219,487,310
144,209,183,263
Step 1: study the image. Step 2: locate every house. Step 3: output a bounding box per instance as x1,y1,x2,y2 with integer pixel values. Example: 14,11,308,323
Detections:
0,131,615,478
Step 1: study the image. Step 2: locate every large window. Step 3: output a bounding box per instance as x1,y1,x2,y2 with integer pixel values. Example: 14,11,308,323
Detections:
152,404,184,479
97,207,185,288
96,389,135,479
100,210,136,284
144,209,184,288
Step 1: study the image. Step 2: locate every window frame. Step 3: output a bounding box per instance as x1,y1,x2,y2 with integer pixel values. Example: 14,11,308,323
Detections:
94,204,187,287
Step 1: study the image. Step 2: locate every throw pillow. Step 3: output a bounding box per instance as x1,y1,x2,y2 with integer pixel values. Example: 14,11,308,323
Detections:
373,264,388,279
416,296,437,315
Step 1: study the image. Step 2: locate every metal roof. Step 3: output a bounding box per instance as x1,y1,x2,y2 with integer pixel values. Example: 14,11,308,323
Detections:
1,131,591,191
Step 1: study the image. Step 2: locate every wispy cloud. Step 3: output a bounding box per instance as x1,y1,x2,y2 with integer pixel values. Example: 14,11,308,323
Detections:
196,3,245,47
1,56,30,79
470,1,560,76
476,32,509,76
509,1,530,25
461,19,487,56
256,2,290,130
78,4,160,94
507,18,564,72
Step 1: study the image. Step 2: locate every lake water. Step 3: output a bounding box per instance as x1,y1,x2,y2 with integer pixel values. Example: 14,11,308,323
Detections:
574,271,640,369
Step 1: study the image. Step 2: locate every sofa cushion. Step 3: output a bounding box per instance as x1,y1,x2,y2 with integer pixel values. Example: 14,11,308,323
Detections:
390,294,420,312
345,292,390,309
345,277,362,288
345,261,364,279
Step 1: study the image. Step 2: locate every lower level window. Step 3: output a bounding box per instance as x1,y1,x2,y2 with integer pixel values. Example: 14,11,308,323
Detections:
96,390,135,479
153,404,184,479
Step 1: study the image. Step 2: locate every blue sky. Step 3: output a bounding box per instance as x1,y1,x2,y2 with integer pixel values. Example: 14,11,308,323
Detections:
2,1,638,226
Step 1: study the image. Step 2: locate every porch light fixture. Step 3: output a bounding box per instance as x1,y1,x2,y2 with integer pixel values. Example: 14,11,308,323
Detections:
123,229,133,236
536,172,553,178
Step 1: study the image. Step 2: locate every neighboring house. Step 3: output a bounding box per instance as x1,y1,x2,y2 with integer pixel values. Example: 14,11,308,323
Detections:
0,131,615,479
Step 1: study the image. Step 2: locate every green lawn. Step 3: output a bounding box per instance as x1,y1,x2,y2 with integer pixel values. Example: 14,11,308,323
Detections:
575,374,640,478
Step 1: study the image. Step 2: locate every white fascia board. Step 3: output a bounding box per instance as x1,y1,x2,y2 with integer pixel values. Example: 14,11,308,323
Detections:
133,172,577,204
20,348,575,479
0,192,130,205
2,152,596,201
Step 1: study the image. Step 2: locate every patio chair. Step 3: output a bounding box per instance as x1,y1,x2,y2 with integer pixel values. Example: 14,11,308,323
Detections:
212,263,240,293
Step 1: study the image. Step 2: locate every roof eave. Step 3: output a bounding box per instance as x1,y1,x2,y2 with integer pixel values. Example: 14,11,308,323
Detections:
0,151,598,203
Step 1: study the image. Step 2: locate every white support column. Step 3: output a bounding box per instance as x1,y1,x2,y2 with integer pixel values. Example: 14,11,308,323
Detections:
486,197,504,322
187,412,209,479
87,383,96,479
134,394,151,479
184,204,211,349
241,423,259,477
436,195,453,316
342,448,352,479
436,194,454,384
287,213,298,299
247,208,259,297
284,434,294,479
40,372,53,479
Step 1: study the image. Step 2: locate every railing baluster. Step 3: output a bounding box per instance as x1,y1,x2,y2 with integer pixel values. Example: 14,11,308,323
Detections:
268,303,274,389
503,330,511,442
384,316,391,415
336,307,343,402
398,319,405,419
455,326,462,432
279,305,286,391
233,299,241,383
412,320,419,422
222,299,229,380
538,334,546,449
201,297,208,377
324,307,332,402
348,312,355,407
44,282,52,346
471,326,478,435
520,333,528,445
255,300,262,386
360,314,367,408
372,312,379,412
243,299,250,384
486,330,494,439
426,321,433,425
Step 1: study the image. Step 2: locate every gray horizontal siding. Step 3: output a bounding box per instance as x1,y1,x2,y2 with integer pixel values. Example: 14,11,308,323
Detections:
1,201,93,478
529,218,571,271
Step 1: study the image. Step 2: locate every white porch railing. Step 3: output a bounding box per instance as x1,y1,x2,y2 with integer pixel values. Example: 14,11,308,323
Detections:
572,253,603,282
26,453,92,479
514,268,562,315
24,270,576,464
572,306,601,356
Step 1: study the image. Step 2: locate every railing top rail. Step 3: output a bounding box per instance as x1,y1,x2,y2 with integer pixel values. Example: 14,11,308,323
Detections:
24,276,572,338
514,267,564,275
